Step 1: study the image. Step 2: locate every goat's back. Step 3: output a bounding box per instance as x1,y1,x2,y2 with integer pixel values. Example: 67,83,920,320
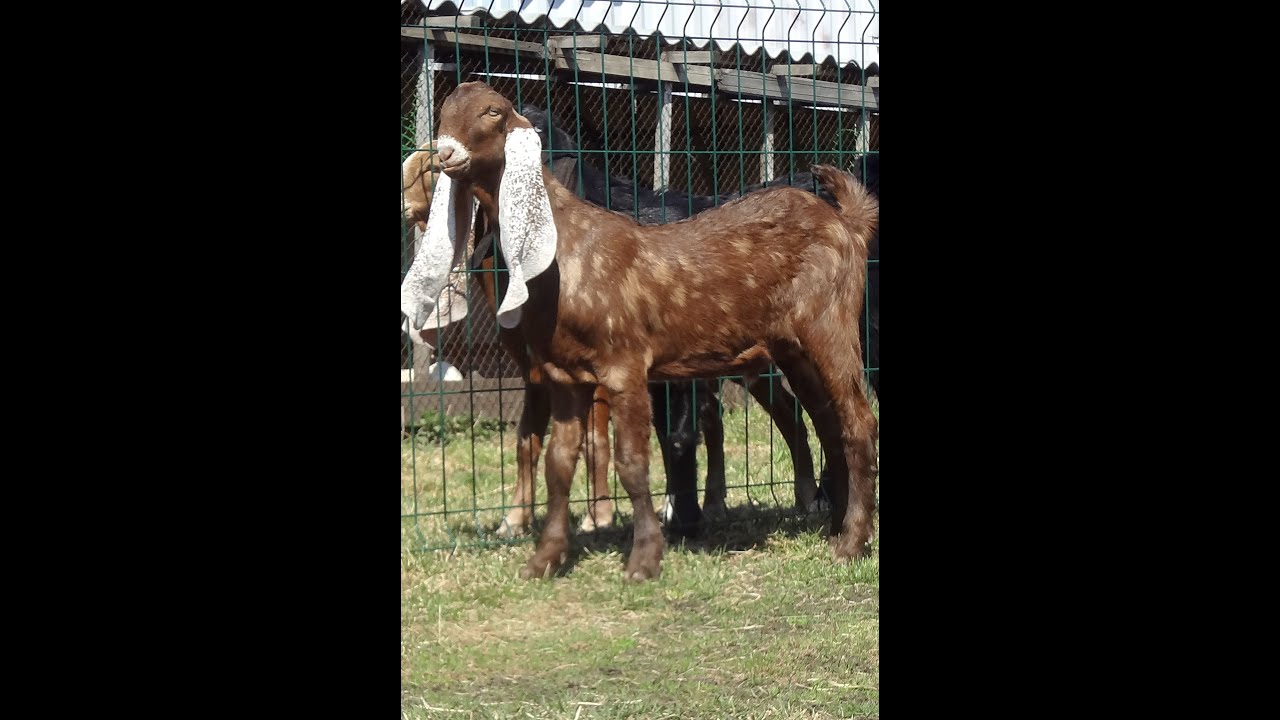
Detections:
542,177,874,378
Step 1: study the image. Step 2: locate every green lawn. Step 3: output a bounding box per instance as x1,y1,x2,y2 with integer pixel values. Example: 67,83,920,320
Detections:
401,399,879,719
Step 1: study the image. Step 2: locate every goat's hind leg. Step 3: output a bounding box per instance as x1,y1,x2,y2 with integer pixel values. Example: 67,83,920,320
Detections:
700,381,727,520
579,385,615,532
612,376,665,581
770,330,878,561
519,384,593,580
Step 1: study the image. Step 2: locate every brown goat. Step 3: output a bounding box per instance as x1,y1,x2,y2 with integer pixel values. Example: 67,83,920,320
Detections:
408,156,826,540
403,147,617,533
474,192,617,536
402,81,878,580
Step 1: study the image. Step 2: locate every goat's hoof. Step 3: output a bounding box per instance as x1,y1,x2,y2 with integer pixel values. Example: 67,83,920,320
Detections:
807,496,832,514
578,504,615,532
806,483,833,514
829,534,871,563
519,543,568,580
702,499,728,522
622,560,662,582
624,567,661,582
624,534,664,581
495,517,529,539
661,495,703,538
793,477,819,511
666,512,703,539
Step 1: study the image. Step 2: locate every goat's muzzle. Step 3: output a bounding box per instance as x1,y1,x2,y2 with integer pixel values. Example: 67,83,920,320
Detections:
439,156,471,177
437,147,470,175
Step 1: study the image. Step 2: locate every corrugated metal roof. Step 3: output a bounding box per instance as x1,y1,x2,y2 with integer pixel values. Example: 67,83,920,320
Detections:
406,1,878,68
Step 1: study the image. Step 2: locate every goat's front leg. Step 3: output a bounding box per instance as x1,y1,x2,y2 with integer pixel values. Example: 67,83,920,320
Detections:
519,384,593,580
497,383,550,538
611,378,665,581
653,382,703,538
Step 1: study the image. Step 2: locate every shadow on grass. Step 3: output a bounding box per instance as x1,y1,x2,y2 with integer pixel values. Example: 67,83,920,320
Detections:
407,500,842,578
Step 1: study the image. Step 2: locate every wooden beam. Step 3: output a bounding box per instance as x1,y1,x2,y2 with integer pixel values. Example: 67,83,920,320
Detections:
554,49,715,88
716,68,787,100
549,35,608,53
399,18,475,43
661,50,718,65
715,69,878,110
400,28,547,58
867,76,879,87
421,16,477,28
771,64,819,77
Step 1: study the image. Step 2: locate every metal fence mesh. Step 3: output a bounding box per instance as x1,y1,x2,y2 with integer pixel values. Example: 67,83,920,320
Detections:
401,1,878,549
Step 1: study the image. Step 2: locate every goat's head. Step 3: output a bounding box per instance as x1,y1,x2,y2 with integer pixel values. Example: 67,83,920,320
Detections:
521,103,580,160
401,81,557,332
401,142,438,229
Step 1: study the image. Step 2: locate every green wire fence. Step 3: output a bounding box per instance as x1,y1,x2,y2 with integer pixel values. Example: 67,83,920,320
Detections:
401,0,878,550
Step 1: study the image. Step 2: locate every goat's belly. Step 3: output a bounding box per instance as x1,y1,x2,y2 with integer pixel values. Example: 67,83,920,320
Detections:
649,344,772,381
537,360,599,386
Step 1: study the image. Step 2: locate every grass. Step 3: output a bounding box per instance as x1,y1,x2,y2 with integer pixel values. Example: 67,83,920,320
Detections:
401,395,880,719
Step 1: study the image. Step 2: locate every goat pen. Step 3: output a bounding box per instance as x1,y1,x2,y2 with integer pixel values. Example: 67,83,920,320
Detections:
400,0,879,551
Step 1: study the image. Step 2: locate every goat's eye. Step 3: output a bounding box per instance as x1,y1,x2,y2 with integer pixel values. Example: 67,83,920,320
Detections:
487,108,501,117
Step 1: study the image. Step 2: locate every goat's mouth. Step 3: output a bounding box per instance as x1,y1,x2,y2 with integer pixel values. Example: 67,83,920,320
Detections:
440,158,471,176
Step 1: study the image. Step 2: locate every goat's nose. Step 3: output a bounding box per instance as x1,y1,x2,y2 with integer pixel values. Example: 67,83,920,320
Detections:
437,147,454,164
414,306,429,332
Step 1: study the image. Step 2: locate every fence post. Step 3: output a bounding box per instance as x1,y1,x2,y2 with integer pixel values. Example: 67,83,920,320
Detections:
760,99,775,184
654,81,672,190
415,41,435,150
857,108,870,157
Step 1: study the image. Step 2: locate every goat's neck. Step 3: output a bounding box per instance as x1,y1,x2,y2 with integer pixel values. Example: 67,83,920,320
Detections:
469,181,500,230
470,167,594,252
540,166,598,254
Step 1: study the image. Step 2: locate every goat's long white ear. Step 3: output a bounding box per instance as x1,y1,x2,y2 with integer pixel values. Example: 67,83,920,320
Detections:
404,226,470,346
400,169,475,334
495,126,557,329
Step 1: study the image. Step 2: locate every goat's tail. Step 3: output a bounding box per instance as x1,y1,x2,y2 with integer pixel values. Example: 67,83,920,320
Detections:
809,164,878,242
